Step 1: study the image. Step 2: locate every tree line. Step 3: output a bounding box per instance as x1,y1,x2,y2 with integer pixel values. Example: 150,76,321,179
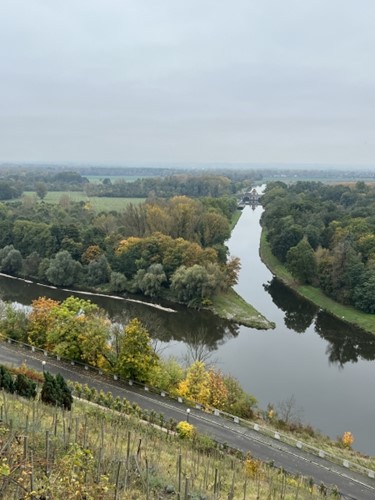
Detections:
0,363,72,410
0,194,239,306
261,181,375,313
0,167,251,200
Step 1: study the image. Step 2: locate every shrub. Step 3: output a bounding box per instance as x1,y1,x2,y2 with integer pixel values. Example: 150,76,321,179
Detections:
15,373,37,399
41,372,73,411
341,431,354,449
244,456,262,478
176,421,196,440
0,365,15,393
14,363,43,383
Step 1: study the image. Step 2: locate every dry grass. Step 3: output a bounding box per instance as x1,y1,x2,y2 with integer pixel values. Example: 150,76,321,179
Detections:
0,391,335,498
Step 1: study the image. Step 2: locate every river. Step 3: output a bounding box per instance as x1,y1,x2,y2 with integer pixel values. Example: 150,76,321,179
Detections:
1,204,375,455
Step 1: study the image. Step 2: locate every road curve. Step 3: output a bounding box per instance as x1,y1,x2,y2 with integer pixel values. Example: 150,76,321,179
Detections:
0,342,374,500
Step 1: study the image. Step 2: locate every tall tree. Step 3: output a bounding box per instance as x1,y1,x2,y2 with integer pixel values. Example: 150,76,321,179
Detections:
35,181,48,200
28,297,60,347
115,318,158,383
286,238,317,284
46,250,82,286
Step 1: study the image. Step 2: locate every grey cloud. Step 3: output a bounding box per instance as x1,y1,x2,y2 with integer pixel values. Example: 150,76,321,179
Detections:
0,0,375,164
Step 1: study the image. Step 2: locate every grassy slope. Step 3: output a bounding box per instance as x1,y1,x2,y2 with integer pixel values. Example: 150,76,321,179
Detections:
260,229,375,335
0,391,332,499
210,288,275,329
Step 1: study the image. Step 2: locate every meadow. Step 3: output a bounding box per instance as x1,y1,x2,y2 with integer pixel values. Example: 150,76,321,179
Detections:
21,191,145,212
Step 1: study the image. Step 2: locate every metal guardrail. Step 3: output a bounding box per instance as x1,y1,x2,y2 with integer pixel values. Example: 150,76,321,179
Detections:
2,335,375,480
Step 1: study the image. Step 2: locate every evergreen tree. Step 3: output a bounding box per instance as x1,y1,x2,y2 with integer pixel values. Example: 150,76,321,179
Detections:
41,372,73,410
41,372,59,406
15,373,37,399
55,373,73,410
0,365,15,393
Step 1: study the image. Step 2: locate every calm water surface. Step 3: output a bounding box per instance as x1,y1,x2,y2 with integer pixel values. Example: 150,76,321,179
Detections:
1,204,375,454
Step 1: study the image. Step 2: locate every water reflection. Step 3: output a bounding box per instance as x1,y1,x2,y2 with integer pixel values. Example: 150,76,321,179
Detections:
0,274,239,354
315,312,375,366
264,278,317,333
263,277,375,366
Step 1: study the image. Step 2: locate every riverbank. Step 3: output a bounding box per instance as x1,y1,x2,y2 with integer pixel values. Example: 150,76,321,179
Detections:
259,229,375,335
209,288,275,329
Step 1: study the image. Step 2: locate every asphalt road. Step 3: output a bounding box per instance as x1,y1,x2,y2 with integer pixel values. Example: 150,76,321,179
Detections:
1,342,374,499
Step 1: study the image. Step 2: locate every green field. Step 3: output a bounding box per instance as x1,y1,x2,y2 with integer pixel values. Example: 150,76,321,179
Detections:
21,191,145,212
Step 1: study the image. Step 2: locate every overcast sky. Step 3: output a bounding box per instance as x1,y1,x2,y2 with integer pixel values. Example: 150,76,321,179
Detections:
1,1,375,166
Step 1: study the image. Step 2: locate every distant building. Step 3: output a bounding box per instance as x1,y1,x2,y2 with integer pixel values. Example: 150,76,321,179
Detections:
237,188,261,209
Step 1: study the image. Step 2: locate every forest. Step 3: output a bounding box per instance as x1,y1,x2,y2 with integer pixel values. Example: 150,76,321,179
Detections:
0,184,240,307
261,181,375,314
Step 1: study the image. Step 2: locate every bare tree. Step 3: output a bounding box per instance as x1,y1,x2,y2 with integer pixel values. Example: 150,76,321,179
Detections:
182,327,218,367
277,394,303,424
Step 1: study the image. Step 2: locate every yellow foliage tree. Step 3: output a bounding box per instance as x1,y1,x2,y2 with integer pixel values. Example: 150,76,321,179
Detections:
116,318,159,383
341,431,354,448
28,297,60,347
176,421,196,439
82,244,103,264
176,361,210,405
207,369,229,409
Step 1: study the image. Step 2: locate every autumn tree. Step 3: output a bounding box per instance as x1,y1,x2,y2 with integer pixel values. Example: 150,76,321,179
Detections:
28,297,60,347
148,357,184,392
176,361,210,405
46,297,111,367
223,256,241,288
82,244,103,264
115,318,158,383
207,369,229,409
